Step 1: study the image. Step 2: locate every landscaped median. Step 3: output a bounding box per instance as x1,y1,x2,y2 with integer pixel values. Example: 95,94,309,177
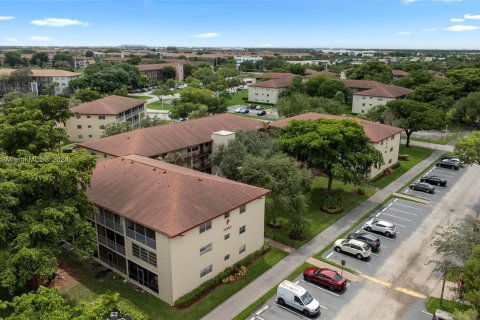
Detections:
57,245,288,320
425,296,472,315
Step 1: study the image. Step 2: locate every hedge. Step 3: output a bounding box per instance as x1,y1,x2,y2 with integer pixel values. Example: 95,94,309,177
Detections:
174,244,271,307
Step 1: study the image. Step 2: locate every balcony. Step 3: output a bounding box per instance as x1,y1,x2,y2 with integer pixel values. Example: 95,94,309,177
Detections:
126,229,156,250
98,235,126,256
96,215,124,234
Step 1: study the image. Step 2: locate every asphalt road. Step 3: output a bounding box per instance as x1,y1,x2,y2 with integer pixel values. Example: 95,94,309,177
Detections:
248,163,480,320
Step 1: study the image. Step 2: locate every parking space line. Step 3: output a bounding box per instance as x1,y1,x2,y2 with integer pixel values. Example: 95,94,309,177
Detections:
332,251,370,264
326,252,333,259
376,212,381,217
256,305,269,316
370,252,380,256
257,316,265,320
361,274,392,287
295,280,299,284
379,212,410,223
300,279,341,297
393,198,398,203
276,304,311,319
395,203,423,211
387,207,418,216
421,310,433,316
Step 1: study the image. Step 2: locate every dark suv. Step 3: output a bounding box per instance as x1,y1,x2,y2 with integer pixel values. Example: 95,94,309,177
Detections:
420,175,447,187
436,159,459,170
347,232,381,251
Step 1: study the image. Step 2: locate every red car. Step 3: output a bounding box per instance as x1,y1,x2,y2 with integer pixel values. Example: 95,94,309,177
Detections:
303,267,347,291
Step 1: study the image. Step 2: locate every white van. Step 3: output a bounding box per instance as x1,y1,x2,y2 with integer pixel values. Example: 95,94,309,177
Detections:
276,280,321,317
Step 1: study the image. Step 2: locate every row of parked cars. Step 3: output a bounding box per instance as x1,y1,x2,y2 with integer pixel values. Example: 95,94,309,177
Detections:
234,106,267,116
408,156,461,194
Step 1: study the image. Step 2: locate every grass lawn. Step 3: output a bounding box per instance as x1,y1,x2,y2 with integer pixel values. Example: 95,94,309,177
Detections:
225,90,249,106
147,101,173,111
371,145,435,189
425,297,472,315
58,247,287,320
402,134,458,145
127,95,152,101
265,177,375,249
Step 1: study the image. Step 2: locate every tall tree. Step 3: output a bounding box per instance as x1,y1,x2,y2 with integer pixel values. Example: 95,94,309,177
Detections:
394,69,433,89
75,62,142,93
152,85,171,107
183,64,194,78
179,87,226,114
4,52,28,68
29,52,50,67
462,244,480,312
451,92,480,126
162,66,176,80
279,119,383,191
84,50,94,58
381,99,445,147
216,66,240,79
348,60,393,84
192,67,217,84
53,52,74,70
0,151,97,293
304,76,350,101
277,94,347,117
6,68,32,92
455,131,480,166
75,88,105,102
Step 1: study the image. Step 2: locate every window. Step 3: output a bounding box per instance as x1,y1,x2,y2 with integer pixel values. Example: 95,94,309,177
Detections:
88,125,91,128
224,212,230,219
89,135,92,138
224,234,230,240
128,260,158,293
391,136,395,140
78,135,83,139
99,125,105,129
239,225,246,234
99,116,106,120
87,115,91,118
362,103,365,106
132,243,157,267
199,221,211,233
239,205,246,214
91,151,96,155
239,245,246,254
390,147,393,152
77,125,82,129
389,159,393,164
200,243,212,256
75,115,81,119
224,254,230,261
200,265,212,278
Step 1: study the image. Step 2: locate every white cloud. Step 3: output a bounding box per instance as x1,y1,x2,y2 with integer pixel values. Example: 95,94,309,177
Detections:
433,0,463,2
464,14,480,20
450,18,465,22
443,25,479,31
192,32,219,38
421,28,437,31
30,18,89,27
402,0,420,3
0,16,14,20
27,36,52,41
5,37,17,42
398,31,411,35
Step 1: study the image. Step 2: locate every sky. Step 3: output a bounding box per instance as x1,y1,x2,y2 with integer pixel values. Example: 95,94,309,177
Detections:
1,0,480,49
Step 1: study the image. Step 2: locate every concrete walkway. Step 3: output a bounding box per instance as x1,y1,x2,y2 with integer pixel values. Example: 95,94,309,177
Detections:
265,238,295,254
401,139,454,152
202,149,445,320
430,280,460,301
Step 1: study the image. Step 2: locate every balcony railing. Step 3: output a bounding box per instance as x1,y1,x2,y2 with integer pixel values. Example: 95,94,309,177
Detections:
126,229,156,250
98,235,126,256
96,215,124,234
98,255,127,275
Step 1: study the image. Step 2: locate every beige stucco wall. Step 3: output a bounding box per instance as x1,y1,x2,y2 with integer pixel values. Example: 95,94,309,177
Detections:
368,133,401,179
352,95,394,114
248,86,282,104
168,196,266,303
65,114,116,142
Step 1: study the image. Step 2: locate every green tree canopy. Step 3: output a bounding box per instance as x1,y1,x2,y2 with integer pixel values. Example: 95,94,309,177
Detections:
304,76,350,101
348,60,393,84
408,78,461,111
4,52,28,68
381,99,445,147
162,66,177,80
29,52,50,67
0,151,97,293
277,93,347,117
394,69,433,89
74,62,142,93
178,87,226,114
75,88,106,102
454,131,480,166
279,119,383,191
451,92,480,125
216,66,240,79
192,67,217,84
462,244,480,312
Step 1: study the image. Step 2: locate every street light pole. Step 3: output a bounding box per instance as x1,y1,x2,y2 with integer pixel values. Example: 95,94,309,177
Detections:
444,124,448,143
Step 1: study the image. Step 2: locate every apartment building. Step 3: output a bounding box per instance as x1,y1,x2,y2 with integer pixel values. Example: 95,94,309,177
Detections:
87,155,269,305
247,72,296,104
392,69,409,81
73,56,95,69
234,56,263,67
270,113,403,179
137,63,185,83
78,114,264,171
341,79,412,114
0,68,80,95
65,95,146,142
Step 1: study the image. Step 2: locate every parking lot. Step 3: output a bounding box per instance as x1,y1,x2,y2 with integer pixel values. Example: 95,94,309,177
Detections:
248,163,466,320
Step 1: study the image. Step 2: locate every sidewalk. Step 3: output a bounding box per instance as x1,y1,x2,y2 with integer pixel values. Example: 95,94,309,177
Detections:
202,149,445,320
430,280,459,301
401,139,454,152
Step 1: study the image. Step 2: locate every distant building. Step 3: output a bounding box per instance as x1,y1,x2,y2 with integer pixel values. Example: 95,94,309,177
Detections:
270,113,403,179
73,56,95,69
392,69,409,81
137,63,185,83
247,72,296,104
64,95,146,142
341,79,412,114
0,68,79,96
234,56,263,68
87,154,269,305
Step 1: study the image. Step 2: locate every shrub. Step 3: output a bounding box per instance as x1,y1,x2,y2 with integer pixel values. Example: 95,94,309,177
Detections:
398,154,410,161
174,244,270,307
383,167,394,175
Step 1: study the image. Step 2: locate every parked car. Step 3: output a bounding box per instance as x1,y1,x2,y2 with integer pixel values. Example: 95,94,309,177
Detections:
363,218,397,237
347,232,381,251
255,105,263,110
238,108,249,114
334,239,372,259
441,156,464,167
234,107,243,113
436,159,459,170
303,267,347,291
409,182,436,194
256,110,267,116
248,104,257,109
420,175,447,187
276,280,321,317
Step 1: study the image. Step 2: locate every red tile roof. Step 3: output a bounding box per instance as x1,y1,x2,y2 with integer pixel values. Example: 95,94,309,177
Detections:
249,72,296,89
0,68,79,77
341,79,412,98
270,112,403,143
87,155,270,237
79,114,264,157
304,69,338,78
71,95,145,115
393,70,409,77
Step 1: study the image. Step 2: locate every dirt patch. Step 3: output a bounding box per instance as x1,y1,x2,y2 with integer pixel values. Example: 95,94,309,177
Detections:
50,265,81,292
